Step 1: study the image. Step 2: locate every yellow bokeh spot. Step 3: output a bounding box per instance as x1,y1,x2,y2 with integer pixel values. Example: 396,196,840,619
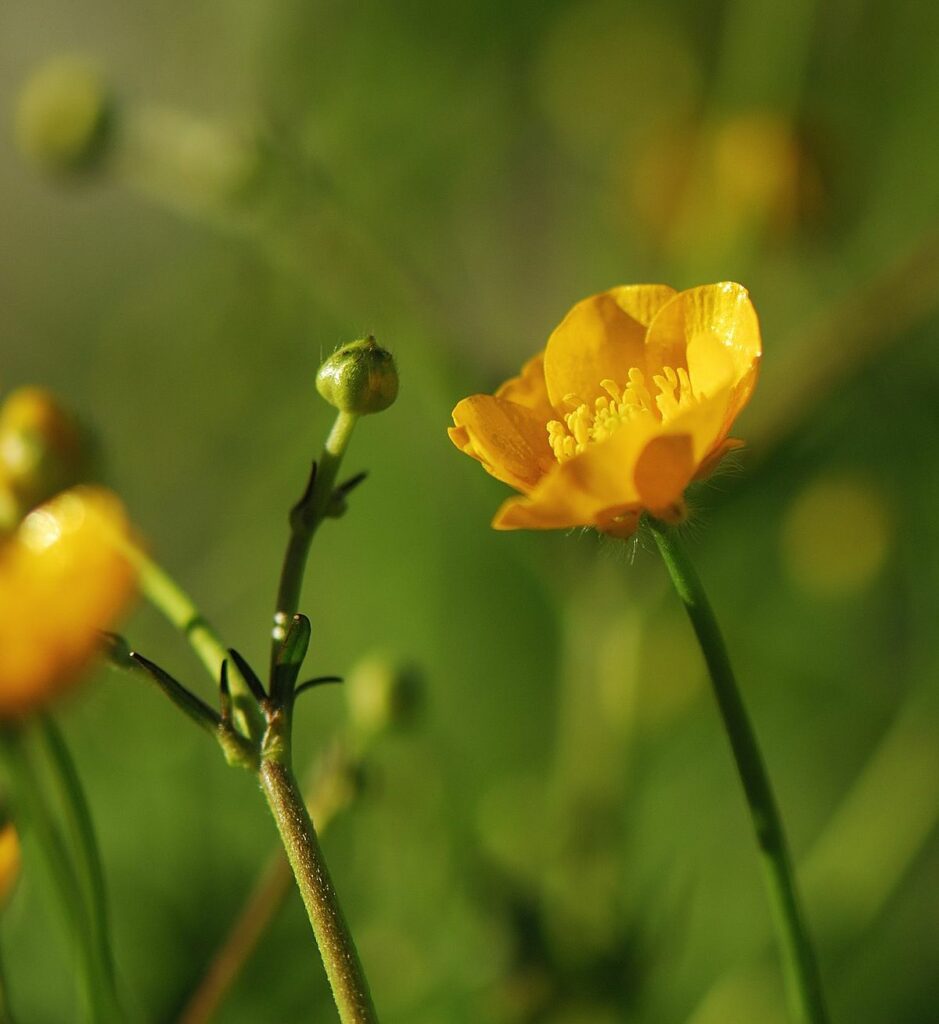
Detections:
782,477,891,597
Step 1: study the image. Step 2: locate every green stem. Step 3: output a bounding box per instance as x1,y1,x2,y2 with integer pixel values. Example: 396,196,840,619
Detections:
0,730,119,1022
38,717,118,1000
648,520,829,1024
258,756,377,1024
271,410,358,660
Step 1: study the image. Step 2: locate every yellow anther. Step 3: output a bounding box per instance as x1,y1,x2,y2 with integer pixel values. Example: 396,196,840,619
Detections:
546,365,700,463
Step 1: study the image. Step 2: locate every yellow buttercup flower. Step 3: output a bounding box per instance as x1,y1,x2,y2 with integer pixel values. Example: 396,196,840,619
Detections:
0,486,136,718
449,283,761,537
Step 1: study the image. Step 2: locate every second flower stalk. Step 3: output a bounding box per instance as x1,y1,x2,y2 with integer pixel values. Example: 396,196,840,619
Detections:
125,336,399,1024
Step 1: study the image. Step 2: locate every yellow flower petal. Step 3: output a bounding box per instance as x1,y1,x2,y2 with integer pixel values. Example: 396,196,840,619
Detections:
633,382,735,511
0,486,136,718
494,350,555,425
543,284,677,409
449,395,555,493
494,412,661,531
645,282,761,399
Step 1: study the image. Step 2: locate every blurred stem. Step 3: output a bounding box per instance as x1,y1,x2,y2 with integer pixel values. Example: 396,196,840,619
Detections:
0,943,16,1024
121,543,227,679
119,540,262,739
271,410,358,663
648,521,829,1024
0,729,120,1023
38,717,116,998
258,756,377,1024
177,851,292,1024
178,746,356,1024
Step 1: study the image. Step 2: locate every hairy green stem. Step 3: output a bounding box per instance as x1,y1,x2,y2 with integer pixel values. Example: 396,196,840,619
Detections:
258,757,376,1024
648,520,829,1024
178,744,360,1024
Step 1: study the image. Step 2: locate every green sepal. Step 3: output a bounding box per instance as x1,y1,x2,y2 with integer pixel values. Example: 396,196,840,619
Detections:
130,652,220,733
271,614,312,706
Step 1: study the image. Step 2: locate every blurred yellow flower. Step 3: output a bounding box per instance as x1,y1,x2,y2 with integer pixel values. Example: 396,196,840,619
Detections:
0,486,136,718
0,821,21,909
449,283,760,537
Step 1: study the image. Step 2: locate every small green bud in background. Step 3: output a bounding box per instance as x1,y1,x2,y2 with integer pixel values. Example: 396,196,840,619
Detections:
15,57,112,173
0,388,87,522
316,337,399,415
346,654,422,742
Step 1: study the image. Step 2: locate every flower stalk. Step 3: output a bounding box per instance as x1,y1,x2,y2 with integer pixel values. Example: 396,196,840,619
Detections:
123,420,377,1020
648,519,829,1024
130,551,378,1021
258,757,377,1024
271,409,358,659
116,341,398,1022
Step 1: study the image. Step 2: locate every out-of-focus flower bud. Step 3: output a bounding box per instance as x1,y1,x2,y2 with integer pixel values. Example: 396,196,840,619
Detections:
0,388,87,522
0,818,21,910
346,655,422,742
316,337,399,416
628,111,823,259
15,57,112,173
0,486,137,718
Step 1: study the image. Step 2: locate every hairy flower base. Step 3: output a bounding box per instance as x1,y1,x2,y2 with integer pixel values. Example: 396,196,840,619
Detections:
449,282,761,536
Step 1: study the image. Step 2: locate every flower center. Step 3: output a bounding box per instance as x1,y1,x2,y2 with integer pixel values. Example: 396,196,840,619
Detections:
546,366,696,463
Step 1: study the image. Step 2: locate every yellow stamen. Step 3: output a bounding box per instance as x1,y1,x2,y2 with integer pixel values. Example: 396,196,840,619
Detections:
546,366,699,463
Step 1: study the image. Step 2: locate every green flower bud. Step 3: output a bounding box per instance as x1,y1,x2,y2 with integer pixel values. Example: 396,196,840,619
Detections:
15,57,112,173
316,337,398,415
346,655,422,741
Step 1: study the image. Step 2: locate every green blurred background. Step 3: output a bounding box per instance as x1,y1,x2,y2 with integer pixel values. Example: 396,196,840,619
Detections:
2,0,939,1020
